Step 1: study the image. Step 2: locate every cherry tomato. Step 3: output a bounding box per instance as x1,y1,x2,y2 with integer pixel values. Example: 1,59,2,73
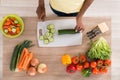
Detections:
104,60,111,66
79,54,87,63
99,67,108,74
97,60,103,67
92,68,99,74
76,64,83,71
72,56,79,64
90,61,97,68
84,62,90,68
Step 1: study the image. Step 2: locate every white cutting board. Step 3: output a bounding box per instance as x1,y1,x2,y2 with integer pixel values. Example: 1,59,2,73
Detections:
37,19,82,47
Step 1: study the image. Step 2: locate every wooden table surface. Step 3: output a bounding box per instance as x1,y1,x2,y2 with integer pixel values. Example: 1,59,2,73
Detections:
3,17,111,80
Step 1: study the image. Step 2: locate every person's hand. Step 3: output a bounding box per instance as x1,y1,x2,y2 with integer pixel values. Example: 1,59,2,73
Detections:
75,16,85,32
36,5,46,21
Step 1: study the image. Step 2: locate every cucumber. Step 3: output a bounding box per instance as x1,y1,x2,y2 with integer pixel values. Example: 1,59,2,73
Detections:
39,36,44,40
40,24,56,44
44,39,49,44
58,29,79,35
10,44,21,71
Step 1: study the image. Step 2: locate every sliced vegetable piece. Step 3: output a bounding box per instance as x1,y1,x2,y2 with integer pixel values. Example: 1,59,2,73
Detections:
44,39,49,44
39,36,44,40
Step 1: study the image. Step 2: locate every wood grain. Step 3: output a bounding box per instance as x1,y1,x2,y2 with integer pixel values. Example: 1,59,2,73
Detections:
3,17,111,80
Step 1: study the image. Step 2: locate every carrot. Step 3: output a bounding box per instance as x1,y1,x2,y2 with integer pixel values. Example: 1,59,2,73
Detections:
3,25,9,29
17,48,28,71
6,18,11,22
11,17,16,21
24,52,33,70
17,48,28,65
4,21,11,26
8,27,12,32
16,27,21,34
11,21,14,25
22,55,29,70
16,24,21,27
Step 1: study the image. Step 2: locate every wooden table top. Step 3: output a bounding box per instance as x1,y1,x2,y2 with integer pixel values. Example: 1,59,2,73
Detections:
3,17,111,80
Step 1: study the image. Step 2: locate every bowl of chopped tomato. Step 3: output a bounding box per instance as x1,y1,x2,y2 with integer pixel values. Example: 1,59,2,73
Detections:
0,14,24,38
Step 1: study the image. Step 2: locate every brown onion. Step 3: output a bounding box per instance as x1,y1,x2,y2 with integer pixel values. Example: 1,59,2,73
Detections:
27,67,37,76
30,58,39,67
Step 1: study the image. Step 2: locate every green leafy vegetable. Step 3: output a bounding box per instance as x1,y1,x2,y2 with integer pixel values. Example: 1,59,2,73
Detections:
87,37,111,60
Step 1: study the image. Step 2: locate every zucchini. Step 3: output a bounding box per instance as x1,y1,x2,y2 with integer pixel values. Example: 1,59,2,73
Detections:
58,29,79,35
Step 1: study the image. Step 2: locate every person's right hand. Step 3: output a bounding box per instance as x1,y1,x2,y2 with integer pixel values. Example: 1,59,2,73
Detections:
36,5,46,21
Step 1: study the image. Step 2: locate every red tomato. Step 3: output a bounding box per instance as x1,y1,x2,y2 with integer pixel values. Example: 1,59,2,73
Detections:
76,64,83,71
79,54,87,63
92,68,99,74
90,61,97,68
97,60,103,67
84,62,90,68
99,67,108,74
72,56,79,64
104,60,111,66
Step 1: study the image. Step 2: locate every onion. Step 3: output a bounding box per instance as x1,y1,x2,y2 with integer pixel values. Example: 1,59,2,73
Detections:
30,58,39,67
27,67,37,76
37,63,48,73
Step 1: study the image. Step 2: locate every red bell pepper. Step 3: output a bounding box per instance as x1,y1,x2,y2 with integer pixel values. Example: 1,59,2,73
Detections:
66,64,76,73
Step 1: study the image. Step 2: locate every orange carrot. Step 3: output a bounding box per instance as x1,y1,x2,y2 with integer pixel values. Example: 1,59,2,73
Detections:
22,55,29,70
6,18,12,22
24,52,33,70
17,48,28,71
17,48,27,66
8,27,12,32
16,24,21,27
16,27,21,34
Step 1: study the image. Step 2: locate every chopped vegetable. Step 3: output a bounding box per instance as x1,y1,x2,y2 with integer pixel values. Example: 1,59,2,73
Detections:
39,36,44,40
4,29,8,33
87,37,111,60
2,17,22,36
39,24,56,44
44,39,49,44
62,54,72,65
14,20,19,24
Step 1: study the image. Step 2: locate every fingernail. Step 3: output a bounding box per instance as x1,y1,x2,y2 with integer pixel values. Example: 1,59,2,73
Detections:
75,30,78,32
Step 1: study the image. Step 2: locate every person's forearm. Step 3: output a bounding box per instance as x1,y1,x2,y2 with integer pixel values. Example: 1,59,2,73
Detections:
77,0,94,19
38,0,44,7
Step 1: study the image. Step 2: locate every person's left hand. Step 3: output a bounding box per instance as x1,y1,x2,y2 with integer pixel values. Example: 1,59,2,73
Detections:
75,16,85,32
